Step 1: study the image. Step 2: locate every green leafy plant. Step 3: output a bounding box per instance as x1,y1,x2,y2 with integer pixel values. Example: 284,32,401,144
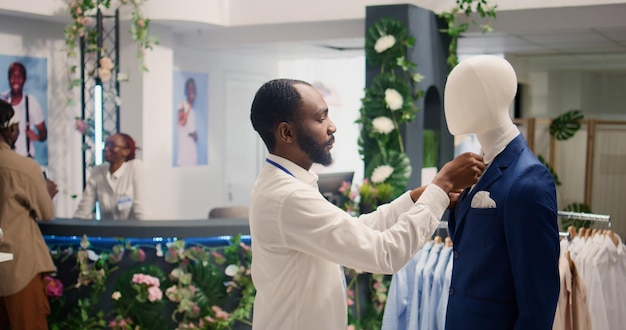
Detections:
359,16,424,201
46,234,254,330
549,109,584,141
112,266,168,330
423,129,439,168
439,0,498,68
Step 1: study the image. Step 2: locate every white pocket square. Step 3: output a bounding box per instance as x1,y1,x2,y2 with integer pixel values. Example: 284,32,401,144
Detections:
471,191,497,208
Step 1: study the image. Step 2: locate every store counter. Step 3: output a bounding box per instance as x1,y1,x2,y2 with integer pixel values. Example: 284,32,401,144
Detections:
39,217,250,239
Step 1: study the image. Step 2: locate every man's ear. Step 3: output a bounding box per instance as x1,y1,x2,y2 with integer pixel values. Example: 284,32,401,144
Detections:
277,122,294,143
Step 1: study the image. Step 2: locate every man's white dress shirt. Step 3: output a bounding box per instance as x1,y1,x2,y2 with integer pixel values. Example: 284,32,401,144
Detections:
249,154,448,329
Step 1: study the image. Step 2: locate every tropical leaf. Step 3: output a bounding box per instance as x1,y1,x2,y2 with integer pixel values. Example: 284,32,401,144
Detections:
186,259,228,311
365,17,411,69
365,150,412,198
361,73,416,121
549,110,584,141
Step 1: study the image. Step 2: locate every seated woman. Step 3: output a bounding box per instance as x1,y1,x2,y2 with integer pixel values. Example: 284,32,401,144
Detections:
74,133,151,220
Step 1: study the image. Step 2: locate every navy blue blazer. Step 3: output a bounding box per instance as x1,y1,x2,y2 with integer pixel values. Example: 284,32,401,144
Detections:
445,134,560,330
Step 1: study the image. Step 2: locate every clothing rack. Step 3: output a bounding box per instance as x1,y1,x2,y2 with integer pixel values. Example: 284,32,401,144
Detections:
557,210,612,239
557,211,611,223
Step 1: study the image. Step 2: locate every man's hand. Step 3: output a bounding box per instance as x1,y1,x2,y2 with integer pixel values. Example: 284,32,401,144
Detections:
432,152,485,194
26,127,38,141
447,189,463,210
46,179,59,199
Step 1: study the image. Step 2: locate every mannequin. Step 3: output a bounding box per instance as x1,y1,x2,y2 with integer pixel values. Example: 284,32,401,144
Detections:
443,55,560,330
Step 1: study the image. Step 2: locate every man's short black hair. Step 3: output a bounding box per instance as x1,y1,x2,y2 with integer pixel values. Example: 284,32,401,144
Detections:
250,79,311,151
7,62,26,80
185,77,196,93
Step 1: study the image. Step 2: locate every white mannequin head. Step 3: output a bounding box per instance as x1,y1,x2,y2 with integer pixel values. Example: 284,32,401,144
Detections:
444,55,518,136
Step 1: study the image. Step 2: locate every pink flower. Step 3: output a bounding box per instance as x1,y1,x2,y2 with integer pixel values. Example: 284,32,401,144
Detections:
75,119,88,134
239,242,251,251
147,286,163,302
347,325,356,330
132,273,160,287
211,305,230,320
44,275,63,297
136,20,145,28
339,181,351,193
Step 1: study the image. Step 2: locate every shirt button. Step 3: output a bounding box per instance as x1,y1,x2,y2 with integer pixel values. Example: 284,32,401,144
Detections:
449,288,455,296
453,250,459,258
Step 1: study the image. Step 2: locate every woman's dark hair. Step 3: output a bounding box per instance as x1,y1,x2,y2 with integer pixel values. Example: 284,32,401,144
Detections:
118,133,138,161
250,79,311,151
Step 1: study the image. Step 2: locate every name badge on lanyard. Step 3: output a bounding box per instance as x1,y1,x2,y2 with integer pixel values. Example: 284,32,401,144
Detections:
117,196,132,211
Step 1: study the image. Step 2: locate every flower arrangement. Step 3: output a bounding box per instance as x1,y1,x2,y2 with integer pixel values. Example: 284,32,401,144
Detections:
64,0,157,74
359,16,422,201
64,0,157,161
46,234,254,330
332,16,425,329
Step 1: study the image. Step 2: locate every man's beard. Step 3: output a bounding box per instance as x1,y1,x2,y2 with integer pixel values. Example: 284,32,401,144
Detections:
297,129,334,166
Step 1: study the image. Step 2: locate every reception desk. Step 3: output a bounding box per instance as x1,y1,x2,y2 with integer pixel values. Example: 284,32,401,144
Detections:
40,217,250,239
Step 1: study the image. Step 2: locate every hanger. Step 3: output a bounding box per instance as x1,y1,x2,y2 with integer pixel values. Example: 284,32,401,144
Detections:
434,236,442,244
444,237,453,248
567,226,577,240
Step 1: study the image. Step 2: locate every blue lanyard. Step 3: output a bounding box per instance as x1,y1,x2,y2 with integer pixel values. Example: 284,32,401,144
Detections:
265,158,295,178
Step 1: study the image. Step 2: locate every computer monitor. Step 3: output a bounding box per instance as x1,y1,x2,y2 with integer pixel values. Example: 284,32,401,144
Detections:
317,171,354,206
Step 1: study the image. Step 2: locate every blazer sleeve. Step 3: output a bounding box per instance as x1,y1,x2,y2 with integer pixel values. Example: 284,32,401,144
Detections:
504,164,560,330
28,161,55,221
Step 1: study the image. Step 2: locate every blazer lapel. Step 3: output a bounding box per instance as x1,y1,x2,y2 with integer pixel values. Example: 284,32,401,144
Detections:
452,134,528,238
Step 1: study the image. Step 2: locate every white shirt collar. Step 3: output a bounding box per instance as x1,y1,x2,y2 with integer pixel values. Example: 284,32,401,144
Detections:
107,161,128,180
266,154,318,187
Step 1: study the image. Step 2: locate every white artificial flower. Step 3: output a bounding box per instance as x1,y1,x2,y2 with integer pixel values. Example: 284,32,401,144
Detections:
384,89,403,111
412,73,425,83
98,67,112,82
371,165,394,184
117,72,129,82
374,35,396,53
225,264,239,277
99,56,114,70
87,249,100,261
372,116,394,134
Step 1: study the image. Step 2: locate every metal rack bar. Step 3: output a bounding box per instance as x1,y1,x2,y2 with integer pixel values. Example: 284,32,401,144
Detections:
557,211,611,222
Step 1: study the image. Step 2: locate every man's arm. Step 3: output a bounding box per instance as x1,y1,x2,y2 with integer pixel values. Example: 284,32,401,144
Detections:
31,166,55,221
31,121,47,141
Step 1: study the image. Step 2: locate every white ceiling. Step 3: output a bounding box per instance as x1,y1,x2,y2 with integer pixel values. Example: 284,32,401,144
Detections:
2,2,625,70
172,2,626,71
